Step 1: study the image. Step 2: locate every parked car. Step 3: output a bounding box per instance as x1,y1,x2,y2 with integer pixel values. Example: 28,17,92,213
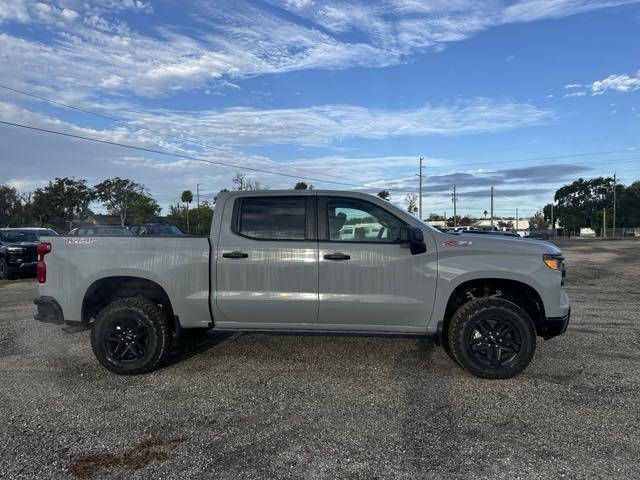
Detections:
0,228,58,279
128,224,183,236
525,230,551,240
34,190,570,379
456,229,521,238
68,226,134,236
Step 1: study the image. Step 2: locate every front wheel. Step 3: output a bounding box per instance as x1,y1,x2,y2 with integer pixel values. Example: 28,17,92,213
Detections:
91,297,171,375
448,297,536,379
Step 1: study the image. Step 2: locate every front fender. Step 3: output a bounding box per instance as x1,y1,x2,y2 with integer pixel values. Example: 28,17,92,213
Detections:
428,249,558,332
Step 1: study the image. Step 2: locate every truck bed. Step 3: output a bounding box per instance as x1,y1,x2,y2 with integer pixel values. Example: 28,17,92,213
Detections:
39,236,211,328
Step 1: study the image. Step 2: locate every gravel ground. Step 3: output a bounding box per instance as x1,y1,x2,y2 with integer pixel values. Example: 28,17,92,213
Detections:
1,239,639,479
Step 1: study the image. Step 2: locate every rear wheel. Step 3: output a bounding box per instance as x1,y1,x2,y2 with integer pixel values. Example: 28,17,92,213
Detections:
448,297,536,379
91,297,170,375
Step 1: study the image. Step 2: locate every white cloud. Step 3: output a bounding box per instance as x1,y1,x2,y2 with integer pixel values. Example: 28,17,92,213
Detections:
591,72,640,94
501,0,638,23
0,0,147,26
0,0,637,98
0,0,32,23
564,84,583,89
0,99,554,210
564,91,587,98
117,99,552,146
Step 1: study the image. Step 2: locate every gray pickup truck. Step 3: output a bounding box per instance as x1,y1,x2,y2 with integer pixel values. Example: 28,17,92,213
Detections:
34,190,570,378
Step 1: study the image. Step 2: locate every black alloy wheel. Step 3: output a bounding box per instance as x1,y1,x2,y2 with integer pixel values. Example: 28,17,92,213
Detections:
468,317,522,367
447,297,536,379
91,297,170,375
103,316,150,364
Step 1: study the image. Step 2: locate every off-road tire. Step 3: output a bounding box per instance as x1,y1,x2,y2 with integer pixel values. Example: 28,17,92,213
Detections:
448,297,536,379
91,297,171,375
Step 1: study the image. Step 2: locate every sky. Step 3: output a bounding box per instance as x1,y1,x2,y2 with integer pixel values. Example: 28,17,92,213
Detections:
0,0,639,219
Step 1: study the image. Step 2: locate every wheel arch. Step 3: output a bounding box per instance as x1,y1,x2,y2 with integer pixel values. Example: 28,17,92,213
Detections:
82,276,176,330
439,278,546,346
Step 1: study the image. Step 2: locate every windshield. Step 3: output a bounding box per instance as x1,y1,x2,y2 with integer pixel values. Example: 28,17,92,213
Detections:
0,231,41,243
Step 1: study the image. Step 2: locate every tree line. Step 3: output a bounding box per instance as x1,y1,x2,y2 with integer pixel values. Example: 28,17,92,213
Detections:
0,177,160,233
0,172,314,235
2,173,638,235
543,176,640,234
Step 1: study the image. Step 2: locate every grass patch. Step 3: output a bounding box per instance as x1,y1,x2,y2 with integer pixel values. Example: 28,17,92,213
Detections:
68,436,187,479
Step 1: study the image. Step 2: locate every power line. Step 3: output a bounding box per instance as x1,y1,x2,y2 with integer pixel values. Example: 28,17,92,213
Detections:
0,83,349,184
0,120,372,189
2,117,637,199
3,84,638,180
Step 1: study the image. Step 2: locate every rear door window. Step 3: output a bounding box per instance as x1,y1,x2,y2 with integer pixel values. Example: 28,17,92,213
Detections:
236,197,307,240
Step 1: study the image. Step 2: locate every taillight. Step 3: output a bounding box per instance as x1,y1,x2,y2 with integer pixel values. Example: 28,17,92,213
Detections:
37,242,52,284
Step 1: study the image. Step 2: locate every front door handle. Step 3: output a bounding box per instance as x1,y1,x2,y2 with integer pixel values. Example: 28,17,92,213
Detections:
222,251,249,259
323,253,351,261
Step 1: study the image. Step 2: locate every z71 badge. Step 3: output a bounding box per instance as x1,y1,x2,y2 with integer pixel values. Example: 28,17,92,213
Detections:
65,238,96,245
443,240,472,247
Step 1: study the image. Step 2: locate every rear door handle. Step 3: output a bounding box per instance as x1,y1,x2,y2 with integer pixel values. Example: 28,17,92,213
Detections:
222,251,249,259
323,253,351,261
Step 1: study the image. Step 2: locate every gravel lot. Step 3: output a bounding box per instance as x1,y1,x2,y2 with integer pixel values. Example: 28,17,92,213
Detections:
1,239,639,479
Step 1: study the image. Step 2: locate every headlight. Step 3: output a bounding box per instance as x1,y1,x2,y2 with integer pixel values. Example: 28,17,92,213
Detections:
7,246,24,254
543,253,563,270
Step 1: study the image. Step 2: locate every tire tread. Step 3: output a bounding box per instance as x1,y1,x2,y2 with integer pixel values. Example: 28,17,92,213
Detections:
90,296,170,375
448,297,536,379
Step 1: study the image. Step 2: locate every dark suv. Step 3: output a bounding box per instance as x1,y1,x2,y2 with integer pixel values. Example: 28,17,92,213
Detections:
0,228,59,279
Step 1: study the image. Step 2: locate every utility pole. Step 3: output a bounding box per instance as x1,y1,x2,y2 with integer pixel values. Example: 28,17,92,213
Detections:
612,172,616,238
191,183,200,234
418,157,424,221
490,186,494,229
603,208,606,238
551,203,554,237
452,185,458,227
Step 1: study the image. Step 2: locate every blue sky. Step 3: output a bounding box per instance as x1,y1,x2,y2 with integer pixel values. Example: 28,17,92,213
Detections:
0,0,639,218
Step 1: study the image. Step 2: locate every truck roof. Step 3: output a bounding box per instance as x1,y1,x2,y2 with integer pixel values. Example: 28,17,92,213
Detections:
217,189,380,198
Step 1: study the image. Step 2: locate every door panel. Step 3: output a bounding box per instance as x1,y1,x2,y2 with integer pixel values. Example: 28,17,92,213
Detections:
216,240,318,324
317,196,437,329
318,242,436,328
215,195,319,326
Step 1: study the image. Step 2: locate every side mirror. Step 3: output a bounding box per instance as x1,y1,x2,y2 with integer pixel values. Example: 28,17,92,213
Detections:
400,226,427,255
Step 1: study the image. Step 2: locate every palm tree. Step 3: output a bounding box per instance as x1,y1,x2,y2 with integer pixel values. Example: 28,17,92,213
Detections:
181,190,193,233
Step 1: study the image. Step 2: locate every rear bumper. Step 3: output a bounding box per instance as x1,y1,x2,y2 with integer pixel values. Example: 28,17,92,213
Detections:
541,307,571,340
34,296,64,325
